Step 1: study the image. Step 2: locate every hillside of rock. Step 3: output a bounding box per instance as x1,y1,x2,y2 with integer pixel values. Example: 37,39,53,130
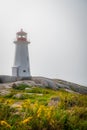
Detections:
0,76,87,95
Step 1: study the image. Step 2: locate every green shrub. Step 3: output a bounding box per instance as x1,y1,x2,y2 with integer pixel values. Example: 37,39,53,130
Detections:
13,84,30,90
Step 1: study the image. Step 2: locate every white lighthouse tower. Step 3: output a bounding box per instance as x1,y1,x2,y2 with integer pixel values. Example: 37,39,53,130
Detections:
12,29,31,78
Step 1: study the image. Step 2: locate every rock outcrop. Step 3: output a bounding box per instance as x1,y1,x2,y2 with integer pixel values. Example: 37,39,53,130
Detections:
0,76,87,94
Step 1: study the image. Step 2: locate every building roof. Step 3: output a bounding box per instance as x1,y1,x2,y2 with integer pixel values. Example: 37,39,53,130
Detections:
16,29,27,35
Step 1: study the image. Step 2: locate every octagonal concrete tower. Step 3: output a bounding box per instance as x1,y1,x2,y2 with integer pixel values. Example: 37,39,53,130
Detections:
12,29,31,78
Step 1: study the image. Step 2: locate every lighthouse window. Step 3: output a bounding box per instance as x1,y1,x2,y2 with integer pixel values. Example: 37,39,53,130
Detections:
23,70,26,72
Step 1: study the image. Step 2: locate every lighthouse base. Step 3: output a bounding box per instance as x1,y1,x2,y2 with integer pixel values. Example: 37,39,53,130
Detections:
0,75,32,83
12,66,31,78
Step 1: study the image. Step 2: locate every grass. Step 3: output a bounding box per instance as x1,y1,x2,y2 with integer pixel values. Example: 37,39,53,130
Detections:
0,84,87,130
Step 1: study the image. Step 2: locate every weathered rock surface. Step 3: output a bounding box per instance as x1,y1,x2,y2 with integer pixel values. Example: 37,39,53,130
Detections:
32,77,87,94
0,76,87,94
53,78,87,94
0,89,10,96
13,93,24,99
48,97,60,106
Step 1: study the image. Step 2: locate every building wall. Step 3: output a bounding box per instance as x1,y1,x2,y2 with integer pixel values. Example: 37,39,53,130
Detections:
0,76,17,83
0,75,31,83
13,41,31,77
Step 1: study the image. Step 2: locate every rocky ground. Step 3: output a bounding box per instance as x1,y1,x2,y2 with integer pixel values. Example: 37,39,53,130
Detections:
0,77,87,96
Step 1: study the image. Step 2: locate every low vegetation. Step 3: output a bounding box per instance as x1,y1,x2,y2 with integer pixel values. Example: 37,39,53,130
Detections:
0,84,87,130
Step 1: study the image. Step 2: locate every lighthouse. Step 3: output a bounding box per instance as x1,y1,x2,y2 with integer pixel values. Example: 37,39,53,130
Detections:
12,29,31,78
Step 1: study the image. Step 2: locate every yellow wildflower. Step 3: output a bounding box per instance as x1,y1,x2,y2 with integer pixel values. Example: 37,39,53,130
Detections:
49,119,55,128
37,105,45,117
34,101,39,108
5,99,14,105
47,111,51,119
22,99,31,108
0,120,11,128
21,117,32,124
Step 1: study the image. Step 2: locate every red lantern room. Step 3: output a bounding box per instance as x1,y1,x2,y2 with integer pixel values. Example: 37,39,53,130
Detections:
16,29,28,42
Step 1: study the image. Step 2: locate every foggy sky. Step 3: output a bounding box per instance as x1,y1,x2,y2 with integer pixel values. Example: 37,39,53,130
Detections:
0,0,87,86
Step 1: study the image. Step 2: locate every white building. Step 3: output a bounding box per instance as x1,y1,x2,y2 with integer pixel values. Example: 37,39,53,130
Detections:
12,29,31,78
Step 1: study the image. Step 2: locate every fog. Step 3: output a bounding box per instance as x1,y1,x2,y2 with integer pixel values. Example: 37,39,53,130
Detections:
0,0,87,86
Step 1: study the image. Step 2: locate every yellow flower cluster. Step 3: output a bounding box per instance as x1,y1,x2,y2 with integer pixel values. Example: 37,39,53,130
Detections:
37,105,54,119
6,99,15,105
37,105,45,118
0,120,11,128
21,117,32,124
36,105,55,127
22,99,31,108
34,101,39,108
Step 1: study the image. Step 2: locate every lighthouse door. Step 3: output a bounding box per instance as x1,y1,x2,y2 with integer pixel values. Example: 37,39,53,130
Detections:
12,67,19,77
